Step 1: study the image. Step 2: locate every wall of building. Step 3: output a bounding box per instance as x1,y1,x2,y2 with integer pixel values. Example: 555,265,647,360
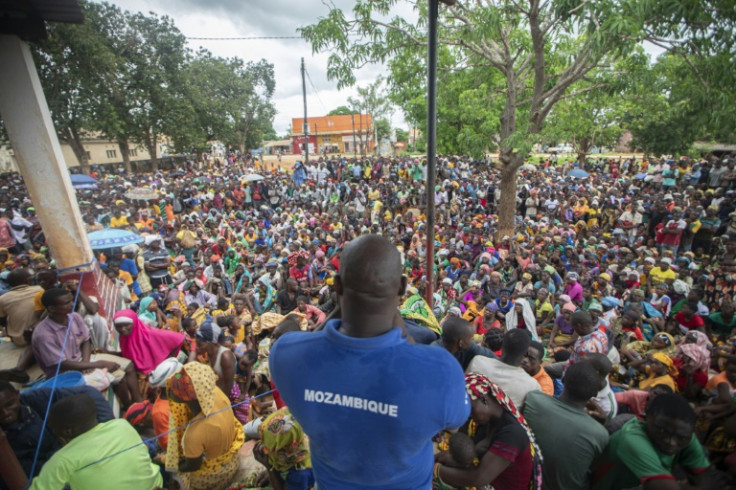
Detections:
0,139,155,172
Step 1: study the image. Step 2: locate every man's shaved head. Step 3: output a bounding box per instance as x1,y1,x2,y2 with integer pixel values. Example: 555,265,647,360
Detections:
340,234,402,298
336,234,406,337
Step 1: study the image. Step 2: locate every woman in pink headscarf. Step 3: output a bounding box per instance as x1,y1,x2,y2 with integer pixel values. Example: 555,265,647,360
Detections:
113,309,186,374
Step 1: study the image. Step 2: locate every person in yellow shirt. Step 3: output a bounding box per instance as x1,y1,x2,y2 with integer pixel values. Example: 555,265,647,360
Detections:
244,228,258,244
371,200,383,223
648,257,677,287
211,297,233,320
106,260,138,302
109,209,129,229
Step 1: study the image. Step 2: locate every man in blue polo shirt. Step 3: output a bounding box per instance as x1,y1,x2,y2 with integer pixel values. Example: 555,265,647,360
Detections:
270,234,469,489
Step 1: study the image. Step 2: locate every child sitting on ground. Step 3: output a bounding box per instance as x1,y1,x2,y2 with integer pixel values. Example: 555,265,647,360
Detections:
482,328,504,358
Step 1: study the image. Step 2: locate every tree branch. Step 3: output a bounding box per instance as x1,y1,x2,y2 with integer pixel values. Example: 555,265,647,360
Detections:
528,0,547,131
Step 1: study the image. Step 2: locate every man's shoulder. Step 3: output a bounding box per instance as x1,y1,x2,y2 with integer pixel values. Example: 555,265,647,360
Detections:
610,419,653,453
1,284,42,301
33,316,57,334
466,355,502,372
401,342,464,371
525,389,552,407
271,329,324,353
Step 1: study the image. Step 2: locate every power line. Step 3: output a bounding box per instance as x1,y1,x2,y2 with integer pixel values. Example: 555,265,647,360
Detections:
304,68,330,115
186,33,360,41
186,36,303,40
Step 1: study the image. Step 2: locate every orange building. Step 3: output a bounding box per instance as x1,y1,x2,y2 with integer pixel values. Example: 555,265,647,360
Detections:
291,114,374,155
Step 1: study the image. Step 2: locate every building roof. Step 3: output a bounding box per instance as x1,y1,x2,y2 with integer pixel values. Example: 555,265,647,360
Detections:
263,139,292,148
0,0,84,40
292,114,372,136
693,141,736,152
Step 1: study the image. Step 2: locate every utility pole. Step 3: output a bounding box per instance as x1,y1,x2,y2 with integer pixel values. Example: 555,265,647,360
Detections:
301,57,309,164
425,0,440,305
350,110,358,157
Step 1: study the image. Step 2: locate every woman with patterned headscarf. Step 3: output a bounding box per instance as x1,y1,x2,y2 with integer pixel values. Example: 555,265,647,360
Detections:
253,408,315,489
672,342,711,396
636,352,679,391
434,373,542,490
166,362,245,489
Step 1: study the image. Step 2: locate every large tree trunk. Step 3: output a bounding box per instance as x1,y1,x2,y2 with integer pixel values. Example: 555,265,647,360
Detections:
118,137,132,174
240,114,255,155
145,129,158,171
60,126,90,175
150,142,158,171
576,138,591,167
496,151,524,241
577,152,588,167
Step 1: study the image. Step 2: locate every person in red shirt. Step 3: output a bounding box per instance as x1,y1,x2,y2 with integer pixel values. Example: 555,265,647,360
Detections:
329,247,341,272
659,208,687,256
673,342,710,398
289,254,313,289
672,301,705,334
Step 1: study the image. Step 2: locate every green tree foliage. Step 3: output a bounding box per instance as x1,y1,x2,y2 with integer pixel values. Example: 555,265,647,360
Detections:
543,54,643,164
394,128,409,143
328,105,358,115
300,0,643,235
387,46,503,158
32,0,117,174
346,76,392,155
300,0,734,234
182,51,276,154
375,118,392,141
5,1,277,173
623,50,735,156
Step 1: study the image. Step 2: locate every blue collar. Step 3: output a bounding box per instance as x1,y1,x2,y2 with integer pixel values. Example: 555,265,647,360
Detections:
324,320,405,350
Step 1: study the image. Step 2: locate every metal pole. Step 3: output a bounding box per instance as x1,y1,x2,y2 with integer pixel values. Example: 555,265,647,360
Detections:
301,57,309,165
425,0,439,305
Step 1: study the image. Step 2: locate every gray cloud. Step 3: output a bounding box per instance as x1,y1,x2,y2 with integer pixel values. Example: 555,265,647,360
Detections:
98,0,412,133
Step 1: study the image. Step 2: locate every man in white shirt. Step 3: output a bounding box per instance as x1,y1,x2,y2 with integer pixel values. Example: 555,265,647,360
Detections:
582,353,618,424
466,329,541,409
8,210,32,252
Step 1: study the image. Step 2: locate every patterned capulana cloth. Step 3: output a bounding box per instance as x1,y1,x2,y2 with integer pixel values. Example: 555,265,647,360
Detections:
465,372,544,490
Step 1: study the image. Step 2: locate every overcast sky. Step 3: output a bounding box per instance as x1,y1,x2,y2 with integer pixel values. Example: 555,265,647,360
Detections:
104,0,416,135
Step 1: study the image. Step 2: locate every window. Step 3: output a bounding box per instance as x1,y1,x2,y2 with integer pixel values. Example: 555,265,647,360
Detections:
129,148,137,157
106,150,117,159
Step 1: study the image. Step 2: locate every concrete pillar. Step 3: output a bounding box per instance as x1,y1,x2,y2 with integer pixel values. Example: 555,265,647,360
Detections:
0,35,94,272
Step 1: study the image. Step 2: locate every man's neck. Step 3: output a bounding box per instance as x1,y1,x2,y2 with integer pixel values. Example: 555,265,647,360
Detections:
338,314,394,339
49,313,70,324
559,392,588,409
500,355,522,367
